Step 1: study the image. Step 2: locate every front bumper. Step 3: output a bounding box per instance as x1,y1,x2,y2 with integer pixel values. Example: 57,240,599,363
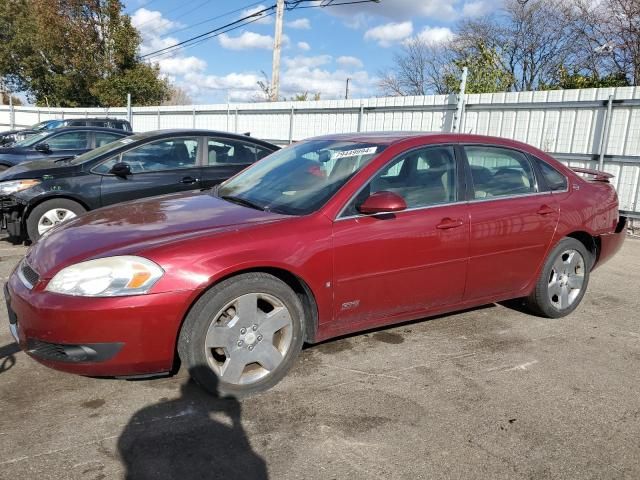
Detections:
1,197,26,237
5,269,198,377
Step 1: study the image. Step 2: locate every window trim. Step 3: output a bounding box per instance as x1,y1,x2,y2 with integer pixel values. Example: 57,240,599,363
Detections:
335,143,464,221
459,143,542,202
90,135,202,175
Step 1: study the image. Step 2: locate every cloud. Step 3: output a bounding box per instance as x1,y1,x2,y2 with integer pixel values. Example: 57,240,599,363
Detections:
336,55,364,69
462,1,491,17
157,56,207,76
297,41,311,51
241,4,273,25
323,0,458,26
131,8,180,56
414,26,455,45
364,21,413,47
287,18,311,29
219,31,278,50
283,55,332,69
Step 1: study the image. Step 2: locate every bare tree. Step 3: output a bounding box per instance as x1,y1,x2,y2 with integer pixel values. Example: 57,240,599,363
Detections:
456,0,578,91
162,85,193,106
571,0,640,85
378,38,456,96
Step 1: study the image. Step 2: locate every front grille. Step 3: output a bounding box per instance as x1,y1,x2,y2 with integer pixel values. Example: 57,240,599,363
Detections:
27,339,69,361
20,262,40,288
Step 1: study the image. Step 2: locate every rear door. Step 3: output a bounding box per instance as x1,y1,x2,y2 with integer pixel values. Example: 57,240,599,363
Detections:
200,137,275,188
97,136,204,206
462,145,559,301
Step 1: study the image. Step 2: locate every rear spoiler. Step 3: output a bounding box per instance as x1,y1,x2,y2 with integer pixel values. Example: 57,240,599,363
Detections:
570,167,614,183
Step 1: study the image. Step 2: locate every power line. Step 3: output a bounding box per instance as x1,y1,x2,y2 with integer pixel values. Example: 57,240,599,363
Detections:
141,4,277,59
141,0,378,60
162,0,264,38
144,11,277,61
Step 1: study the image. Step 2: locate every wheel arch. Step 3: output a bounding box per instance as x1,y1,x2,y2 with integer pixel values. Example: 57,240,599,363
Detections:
176,265,320,355
565,230,599,268
24,194,91,222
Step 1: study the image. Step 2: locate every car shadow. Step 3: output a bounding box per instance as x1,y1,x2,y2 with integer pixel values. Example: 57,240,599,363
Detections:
0,342,20,374
118,365,268,480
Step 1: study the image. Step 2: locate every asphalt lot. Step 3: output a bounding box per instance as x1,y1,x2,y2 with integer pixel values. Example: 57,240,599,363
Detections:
0,234,639,480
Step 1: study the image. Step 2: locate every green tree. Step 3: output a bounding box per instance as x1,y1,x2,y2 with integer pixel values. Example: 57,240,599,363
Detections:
540,67,629,90
0,0,169,107
443,42,515,94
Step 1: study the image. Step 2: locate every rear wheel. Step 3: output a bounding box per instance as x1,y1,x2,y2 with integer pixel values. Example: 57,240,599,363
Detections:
527,237,591,318
26,198,86,242
178,272,305,397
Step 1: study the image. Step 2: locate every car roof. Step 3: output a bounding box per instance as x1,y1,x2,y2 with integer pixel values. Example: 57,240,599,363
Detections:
308,131,542,150
129,129,279,148
41,126,131,134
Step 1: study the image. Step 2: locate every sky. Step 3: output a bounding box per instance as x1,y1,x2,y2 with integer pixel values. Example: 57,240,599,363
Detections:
126,0,495,104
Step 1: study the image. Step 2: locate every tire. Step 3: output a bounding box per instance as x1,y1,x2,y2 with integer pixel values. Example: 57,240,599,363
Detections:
526,237,592,318
26,198,87,242
178,272,305,398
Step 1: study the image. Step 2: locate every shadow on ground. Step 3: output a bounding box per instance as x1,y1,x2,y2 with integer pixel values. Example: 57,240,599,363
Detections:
118,366,267,480
0,342,19,374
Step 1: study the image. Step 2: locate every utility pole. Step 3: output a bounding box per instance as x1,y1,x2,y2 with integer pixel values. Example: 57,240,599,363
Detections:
270,0,285,102
345,78,350,100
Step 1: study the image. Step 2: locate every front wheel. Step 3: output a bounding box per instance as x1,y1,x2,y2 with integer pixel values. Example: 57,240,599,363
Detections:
26,198,87,242
526,237,591,318
178,273,305,397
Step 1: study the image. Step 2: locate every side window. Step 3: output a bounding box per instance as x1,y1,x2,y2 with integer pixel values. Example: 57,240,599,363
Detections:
95,137,198,174
207,139,265,165
45,131,90,149
343,146,457,216
464,146,536,199
95,132,124,147
535,158,567,191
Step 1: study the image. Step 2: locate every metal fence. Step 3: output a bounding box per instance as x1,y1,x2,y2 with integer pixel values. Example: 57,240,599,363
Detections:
1,86,639,216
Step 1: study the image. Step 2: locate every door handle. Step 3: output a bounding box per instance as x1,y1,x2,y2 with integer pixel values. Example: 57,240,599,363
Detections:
537,205,556,216
436,217,464,229
180,176,199,184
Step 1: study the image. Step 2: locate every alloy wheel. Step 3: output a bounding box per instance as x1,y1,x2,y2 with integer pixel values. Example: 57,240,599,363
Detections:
547,249,585,310
204,292,293,385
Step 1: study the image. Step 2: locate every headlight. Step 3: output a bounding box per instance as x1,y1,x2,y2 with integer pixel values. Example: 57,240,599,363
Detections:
0,179,41,195
46,256,164,297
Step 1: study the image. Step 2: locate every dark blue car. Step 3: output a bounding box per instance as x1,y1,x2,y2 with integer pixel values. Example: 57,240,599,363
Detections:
0,126,131,171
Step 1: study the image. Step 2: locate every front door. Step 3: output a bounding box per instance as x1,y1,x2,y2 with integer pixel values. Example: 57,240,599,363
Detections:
332,145,469,327
97,136,203,206
462,145,559,301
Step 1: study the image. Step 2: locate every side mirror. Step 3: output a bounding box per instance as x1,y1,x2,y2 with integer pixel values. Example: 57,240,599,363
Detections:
110,162,132,178
358,191,407,215
35,143,50,152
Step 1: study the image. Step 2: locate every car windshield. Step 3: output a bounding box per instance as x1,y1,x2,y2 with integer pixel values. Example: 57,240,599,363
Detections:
13,131,51,147
30,120,54,131
217,139,386,215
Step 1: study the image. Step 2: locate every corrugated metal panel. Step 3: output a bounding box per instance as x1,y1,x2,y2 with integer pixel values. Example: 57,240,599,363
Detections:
0,87,638,213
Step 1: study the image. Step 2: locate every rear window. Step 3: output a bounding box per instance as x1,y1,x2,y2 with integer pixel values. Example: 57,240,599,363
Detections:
534,157,567,191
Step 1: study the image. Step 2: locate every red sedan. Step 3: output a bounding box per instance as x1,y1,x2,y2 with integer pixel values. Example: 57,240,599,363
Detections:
5,133,626,396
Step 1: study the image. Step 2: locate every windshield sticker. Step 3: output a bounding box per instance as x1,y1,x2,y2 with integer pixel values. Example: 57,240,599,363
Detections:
331,146,377,160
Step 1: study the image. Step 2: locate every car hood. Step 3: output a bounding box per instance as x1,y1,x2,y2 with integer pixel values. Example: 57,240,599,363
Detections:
0,158,77,181
26,191,290,277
